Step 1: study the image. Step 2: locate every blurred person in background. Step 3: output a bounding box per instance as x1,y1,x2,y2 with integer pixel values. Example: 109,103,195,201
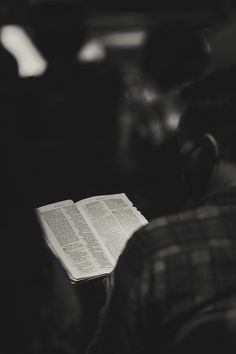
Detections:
119,21,210,219
87,73,236,354
18,0,122,207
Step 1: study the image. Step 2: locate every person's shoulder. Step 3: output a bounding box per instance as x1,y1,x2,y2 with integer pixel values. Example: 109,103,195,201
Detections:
116,204,225,292
130,204,223,252
146,205,221,232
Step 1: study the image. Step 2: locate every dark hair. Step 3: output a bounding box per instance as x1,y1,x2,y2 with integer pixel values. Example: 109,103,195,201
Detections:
142,21,209,92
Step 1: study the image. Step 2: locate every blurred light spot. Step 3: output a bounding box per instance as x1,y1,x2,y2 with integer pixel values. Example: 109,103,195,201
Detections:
1,25,47,77
102,31,146,48
166,111,180,130
78,40,106,62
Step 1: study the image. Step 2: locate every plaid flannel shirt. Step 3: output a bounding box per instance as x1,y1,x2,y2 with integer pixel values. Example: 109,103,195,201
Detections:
87,185,236,354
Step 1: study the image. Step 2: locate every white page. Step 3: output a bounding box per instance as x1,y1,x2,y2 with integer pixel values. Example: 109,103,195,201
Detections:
37,200,114,281
76,193,148,264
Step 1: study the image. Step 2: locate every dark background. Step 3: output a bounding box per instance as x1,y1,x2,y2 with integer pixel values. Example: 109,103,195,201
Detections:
0,0,234,24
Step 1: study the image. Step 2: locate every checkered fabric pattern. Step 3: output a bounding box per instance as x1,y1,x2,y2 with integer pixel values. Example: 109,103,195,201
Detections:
87,185,236,354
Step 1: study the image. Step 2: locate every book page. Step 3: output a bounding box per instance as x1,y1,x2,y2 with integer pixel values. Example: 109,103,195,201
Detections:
76,193,148,264
37,200,114,282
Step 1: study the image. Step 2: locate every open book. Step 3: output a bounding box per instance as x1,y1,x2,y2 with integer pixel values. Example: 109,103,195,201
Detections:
37,193,148,282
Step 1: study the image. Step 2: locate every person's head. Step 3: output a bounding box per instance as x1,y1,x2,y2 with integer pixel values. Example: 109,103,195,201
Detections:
28,0,85,62
142,21,210,93
177,86,236,201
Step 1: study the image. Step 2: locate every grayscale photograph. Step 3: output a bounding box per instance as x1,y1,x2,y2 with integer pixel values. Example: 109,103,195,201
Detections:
1,0,236,353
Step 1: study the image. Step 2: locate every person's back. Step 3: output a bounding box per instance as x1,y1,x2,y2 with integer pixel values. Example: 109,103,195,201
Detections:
86,192,236,353
86,75,236,354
